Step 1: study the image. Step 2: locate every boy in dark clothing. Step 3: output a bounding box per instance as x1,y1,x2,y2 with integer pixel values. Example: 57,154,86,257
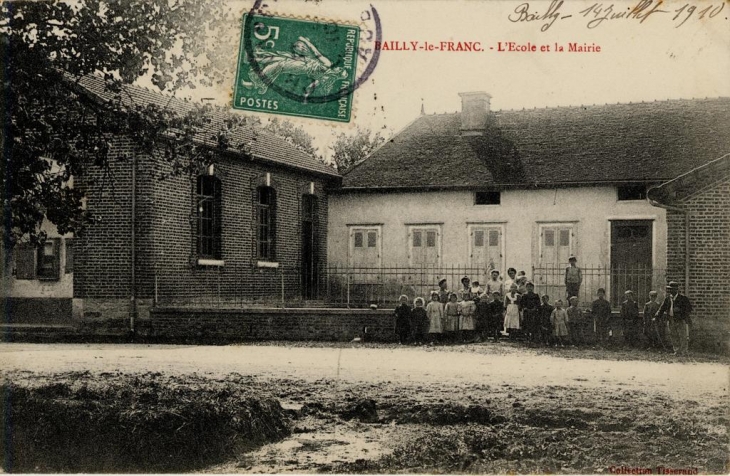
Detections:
487,291,504,341
394,294,411,344
591,288,612,344
410,297,428,345
566,296,584,345
521,282,542,343
620,290,640,346
643,291,661,348
540,295,554,346
475,294,490,342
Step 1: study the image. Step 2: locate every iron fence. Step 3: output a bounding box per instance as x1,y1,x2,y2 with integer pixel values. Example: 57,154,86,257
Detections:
531,264,667,309
151,263,667,310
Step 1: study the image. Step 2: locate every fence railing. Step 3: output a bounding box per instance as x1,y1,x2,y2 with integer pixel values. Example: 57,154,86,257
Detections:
151,263,667,310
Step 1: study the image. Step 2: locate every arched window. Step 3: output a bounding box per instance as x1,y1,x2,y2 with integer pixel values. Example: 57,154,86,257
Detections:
196,175,222,260
256,186,276,260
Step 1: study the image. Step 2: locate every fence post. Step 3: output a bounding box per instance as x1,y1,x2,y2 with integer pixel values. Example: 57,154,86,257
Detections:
217,266,221,308
154,271,158,308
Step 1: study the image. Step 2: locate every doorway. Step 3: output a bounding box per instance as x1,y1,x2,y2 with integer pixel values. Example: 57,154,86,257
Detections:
610,220,653,307
301,195,319,299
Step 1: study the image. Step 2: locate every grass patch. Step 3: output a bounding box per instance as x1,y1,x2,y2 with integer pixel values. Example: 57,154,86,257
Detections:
1,372,290,473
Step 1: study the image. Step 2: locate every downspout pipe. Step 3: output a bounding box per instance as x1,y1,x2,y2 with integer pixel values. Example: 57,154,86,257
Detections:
648,194,690,293
130,153,137,337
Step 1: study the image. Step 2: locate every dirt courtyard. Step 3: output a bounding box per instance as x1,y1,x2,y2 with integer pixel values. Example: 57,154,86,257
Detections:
1,341,728,473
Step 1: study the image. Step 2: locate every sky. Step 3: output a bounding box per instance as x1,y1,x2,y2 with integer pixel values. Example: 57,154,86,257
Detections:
166,0,730,159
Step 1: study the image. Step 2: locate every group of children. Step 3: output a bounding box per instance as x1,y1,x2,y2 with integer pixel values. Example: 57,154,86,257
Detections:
393,271,588,346
394,274,682,350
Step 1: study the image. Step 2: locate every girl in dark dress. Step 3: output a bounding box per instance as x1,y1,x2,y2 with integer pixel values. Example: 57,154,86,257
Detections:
410,297,428,345
394,294,411,344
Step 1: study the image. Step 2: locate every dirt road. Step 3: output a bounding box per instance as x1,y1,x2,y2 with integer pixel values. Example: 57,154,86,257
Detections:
1,342,726,400
2,342,728,473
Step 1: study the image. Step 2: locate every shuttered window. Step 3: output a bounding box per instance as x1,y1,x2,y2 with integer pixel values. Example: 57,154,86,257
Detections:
408,226,441,266
540,224,574,266
65,238,74,274
15,243,36,280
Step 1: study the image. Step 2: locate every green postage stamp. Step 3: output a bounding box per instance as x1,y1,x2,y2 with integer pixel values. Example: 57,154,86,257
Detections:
233,14,360,122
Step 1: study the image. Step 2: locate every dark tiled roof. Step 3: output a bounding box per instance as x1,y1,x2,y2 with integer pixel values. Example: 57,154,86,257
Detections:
75,75,339,178
342,98,730,189
648,153,730,205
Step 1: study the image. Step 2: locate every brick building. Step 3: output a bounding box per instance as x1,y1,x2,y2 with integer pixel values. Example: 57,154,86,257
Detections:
648,154,730,353
6,75,340,333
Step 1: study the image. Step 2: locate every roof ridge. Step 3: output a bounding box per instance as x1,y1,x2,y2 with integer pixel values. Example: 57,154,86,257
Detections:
74,73,339,178
425,96,730,116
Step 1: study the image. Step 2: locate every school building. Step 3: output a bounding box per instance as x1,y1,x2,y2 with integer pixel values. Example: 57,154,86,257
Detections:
328,93,730,313
3,75,341,336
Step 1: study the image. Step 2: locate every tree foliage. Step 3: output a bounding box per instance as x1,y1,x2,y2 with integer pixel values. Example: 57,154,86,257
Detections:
330,128,385,172
263,118,320,159
0,0,241,248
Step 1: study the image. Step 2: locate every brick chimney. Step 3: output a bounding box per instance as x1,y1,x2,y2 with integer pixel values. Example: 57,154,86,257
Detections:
459,91,491,136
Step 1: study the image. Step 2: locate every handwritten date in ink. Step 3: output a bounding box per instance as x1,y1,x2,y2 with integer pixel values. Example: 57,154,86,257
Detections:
510,0,725,30
580,0,724,29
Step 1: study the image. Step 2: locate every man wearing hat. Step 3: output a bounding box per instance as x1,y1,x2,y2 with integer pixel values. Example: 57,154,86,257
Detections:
564,256,583,302
655,282,693,355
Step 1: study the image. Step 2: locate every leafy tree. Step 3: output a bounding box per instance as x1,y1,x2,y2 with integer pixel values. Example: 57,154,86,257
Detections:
330,128,385,172
263,118,320,159
0,0,242,249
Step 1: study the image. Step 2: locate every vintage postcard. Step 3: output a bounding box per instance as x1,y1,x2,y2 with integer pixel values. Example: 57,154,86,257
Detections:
1,0,728,474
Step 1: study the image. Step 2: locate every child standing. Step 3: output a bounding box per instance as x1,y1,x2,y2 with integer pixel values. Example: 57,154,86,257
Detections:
410,297,428,345
621,290,640,347
540,295,554,346
426,291,444,343
438,278,450,306
444,292,460,342
394,294,411,344
475,293,490,341
521,282,542,343
591,288,612,344
566,296,583,346
643,291,661,348
503,283,521,337
459,294,477,342
564,255,583,302
551,299,569,347
488,291,504,341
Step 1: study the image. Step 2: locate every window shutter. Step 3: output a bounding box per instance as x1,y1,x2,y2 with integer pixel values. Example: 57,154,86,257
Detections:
52,238,61,279
65,238,74,274
15,243,36,280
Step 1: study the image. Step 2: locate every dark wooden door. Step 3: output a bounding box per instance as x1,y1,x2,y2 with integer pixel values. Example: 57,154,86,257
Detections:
610,220,653,307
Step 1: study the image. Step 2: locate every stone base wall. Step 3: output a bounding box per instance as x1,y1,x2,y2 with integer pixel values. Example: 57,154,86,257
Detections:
149,307,396,342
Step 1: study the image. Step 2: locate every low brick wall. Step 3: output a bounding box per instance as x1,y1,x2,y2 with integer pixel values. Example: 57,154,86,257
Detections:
149,307,396,342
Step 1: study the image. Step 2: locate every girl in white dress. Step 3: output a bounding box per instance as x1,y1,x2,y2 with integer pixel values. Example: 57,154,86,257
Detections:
426,291,444,342
503,283,522,336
